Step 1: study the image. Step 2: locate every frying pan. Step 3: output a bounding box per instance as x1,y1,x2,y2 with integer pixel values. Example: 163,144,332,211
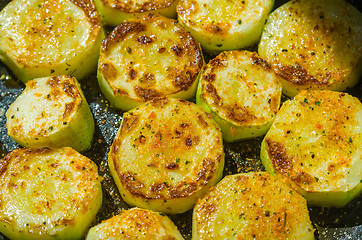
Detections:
0,0,361,239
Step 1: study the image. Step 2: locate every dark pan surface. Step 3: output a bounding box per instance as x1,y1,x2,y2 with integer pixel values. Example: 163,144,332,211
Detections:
0,0,361,239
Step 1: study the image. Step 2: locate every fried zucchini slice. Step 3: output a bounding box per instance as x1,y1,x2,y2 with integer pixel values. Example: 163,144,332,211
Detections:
6,75,94,152
261,90,362,207
0,147,103,240
98,14,204,111
196,50,282,142
0,0,104,83
108,97,224,214
193,171,314,239
94,0,178,26
258,0,362,97
86,207,184,240
176,0,274,53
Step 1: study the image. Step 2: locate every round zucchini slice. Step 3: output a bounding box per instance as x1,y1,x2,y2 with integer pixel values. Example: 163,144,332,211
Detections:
0,147,103,240
258,0,362,97
261,90,362,207
6,75,95,152
0,0,104,83
193,171,315,239
86,208,184,240
196,50,282,142
108,97,224,214
98,14,204,111
177,0,274,54
94,0,178,26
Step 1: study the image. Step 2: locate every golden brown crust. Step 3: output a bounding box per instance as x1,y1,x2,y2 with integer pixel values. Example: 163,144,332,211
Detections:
71,0,102,26
101,0,175,13
200,51,281,127
0,147,102,238
262,90,361,194
108,97,224,213
101,21,146,54
193,172,315,239
98,14,204,109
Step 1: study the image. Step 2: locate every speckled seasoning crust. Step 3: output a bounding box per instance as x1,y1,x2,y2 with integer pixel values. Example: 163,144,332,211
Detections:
259,0,362,97
94,0,179,25
0,0,104,83
98,14,204,111
0,0,361,239
261,90,362,208
196,50,282,141
193,172,314,239
108,97,224,214
86,208,184,239
0,147,103,240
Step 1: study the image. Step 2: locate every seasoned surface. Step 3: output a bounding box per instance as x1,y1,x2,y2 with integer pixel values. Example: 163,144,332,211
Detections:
0,0,103,82
197,50,282,141
86,207,184,239
193,172,314,239
258,0,362,96
0,147,102,239
0,0,361,239
98,14,203,110
261,90,362,207
177,0,274,52
5,75,94,151
108,97,224,214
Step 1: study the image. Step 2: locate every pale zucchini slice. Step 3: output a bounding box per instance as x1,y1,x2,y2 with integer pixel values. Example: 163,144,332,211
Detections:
86,207,184,240
196,50,282,142
0,147,103,240
108,97,224,214
6,75,94,152
258,0,362,97
98,14,204,111
260,90,362,207
94,0,179,26
193,171,315,239
176,0,274,54
0,0,104,83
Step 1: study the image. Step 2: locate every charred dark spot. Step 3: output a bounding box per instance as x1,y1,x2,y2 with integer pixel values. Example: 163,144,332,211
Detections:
197,114,209,128
171,44,183,57
129,68,137,80
251,52,270,70
50,163,58,168
119,113,139,136
205,83,221,105
209,58,224,68
226,106,255,124
166,162,179,170
149,97,168,108
119,172,146,197
134,86,162,101
158,47,166,53
102,22,146,54
171,71,193,90
274,64,325,85
265,139,293,174
203,73,216,82
185,137,192,147
150,183,164,193
137,35,153,45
